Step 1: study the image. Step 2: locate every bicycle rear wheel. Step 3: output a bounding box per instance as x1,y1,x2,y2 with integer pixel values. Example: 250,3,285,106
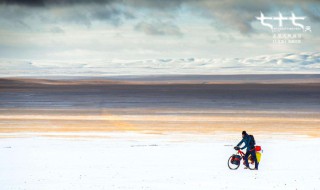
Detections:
247,155,256,170
228,155,240,170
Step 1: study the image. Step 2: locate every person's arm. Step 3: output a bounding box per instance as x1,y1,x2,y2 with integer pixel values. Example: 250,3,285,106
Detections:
241,142,248,150
241,137,251,150
237,139,244,147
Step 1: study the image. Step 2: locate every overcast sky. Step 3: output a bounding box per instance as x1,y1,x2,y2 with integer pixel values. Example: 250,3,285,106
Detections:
0,0,319,62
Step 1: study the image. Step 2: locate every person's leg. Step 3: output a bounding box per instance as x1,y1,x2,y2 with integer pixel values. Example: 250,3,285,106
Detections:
251,150,258,169
244,151,250,168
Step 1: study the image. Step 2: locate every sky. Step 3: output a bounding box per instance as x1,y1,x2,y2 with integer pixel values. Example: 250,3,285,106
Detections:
0,0,319,75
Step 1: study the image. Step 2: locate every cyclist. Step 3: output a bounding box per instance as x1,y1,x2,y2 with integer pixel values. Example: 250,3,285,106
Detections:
235,131,258,170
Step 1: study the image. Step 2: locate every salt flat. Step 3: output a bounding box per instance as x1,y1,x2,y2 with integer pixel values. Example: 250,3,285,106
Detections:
0,134,319,190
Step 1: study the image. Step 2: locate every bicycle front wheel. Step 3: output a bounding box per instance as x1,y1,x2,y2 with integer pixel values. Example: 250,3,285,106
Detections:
228,155,240,170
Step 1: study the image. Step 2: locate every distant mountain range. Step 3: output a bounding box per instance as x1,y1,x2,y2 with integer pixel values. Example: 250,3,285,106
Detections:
1,52,319,77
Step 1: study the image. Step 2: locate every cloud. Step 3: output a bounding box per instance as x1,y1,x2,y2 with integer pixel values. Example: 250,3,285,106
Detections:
0,0,115,7
135,21,183,36
1,0,45,6
48,5,135,27
207,34,235,44
301,5,320,22
49,26,64,33
130,0,320,33
0,0,319,34
0,1,134,28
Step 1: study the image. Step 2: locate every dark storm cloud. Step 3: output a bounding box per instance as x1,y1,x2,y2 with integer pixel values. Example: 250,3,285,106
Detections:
0,2,135,28
0,0,45,6
0,0,116,7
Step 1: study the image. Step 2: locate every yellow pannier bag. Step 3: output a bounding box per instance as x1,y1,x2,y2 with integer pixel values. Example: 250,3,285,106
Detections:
256,152,262,163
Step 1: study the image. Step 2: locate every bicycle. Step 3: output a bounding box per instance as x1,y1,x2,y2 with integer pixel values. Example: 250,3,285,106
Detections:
227,146,256,170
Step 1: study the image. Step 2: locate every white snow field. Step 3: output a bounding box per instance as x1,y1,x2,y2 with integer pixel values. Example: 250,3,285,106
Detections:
0,133,319,190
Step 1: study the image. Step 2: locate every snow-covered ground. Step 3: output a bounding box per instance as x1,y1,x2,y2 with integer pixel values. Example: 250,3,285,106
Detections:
0,133,319,190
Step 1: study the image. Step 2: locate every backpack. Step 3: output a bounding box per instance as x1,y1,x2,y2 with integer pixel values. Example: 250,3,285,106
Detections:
249,135,256,147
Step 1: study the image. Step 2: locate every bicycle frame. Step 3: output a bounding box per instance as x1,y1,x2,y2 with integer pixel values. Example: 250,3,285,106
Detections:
237,149,254,165
236,149,248,166
237,149,245,157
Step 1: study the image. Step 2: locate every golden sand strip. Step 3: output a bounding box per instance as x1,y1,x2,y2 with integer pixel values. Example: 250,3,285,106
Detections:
0,113,319,137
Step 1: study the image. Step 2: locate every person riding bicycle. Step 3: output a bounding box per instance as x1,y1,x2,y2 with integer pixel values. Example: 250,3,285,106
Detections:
235,131,258,170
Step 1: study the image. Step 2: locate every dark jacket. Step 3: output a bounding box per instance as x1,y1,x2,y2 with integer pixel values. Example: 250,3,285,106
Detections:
237,134,254,151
